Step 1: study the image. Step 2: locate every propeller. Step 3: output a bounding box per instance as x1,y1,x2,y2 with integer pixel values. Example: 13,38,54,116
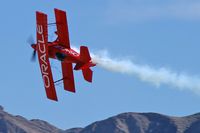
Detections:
27,35,37,62
31,49,37,62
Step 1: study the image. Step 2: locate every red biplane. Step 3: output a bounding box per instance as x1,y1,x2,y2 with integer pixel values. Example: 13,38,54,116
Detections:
31,8,96,101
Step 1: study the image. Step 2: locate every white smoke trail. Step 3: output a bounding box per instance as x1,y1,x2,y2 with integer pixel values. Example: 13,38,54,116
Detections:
90,49,200,94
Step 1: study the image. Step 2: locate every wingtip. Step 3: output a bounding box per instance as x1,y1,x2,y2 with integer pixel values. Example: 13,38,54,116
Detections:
64,88,76,93
47,95,58,102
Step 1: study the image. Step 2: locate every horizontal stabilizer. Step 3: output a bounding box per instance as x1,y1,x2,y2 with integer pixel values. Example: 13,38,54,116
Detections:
82,68,93,83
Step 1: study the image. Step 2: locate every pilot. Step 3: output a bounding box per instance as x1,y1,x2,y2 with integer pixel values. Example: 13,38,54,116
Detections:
55,52,66,61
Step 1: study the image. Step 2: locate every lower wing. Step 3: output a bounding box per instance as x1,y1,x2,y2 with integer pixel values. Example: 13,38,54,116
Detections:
61,62,76,92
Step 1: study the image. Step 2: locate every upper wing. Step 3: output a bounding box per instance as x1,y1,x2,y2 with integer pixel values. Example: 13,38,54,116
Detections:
61,62,75,92
54,8,70,48
36,11,58,101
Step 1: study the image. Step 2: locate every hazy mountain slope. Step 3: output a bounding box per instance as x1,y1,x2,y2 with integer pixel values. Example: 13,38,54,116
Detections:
66,113,200,133
0,106,62,133
63,128,83,133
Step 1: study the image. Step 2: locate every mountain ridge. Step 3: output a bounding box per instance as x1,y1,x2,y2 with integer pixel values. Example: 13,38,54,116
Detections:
0,105,200,133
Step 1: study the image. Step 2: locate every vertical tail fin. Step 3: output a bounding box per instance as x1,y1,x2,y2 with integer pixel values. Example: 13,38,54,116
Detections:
74,46,92,70
80,46,91,62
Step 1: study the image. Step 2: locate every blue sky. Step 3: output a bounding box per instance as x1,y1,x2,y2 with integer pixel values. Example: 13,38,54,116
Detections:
1,0,200,129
